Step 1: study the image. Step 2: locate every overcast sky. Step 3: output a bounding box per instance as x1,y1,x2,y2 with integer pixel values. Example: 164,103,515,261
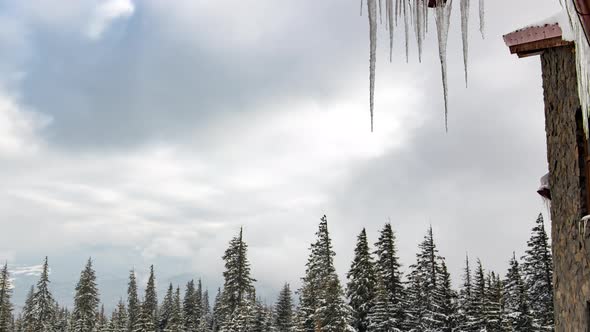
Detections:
0,0,562,307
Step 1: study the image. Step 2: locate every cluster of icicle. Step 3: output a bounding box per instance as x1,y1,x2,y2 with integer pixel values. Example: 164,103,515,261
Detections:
562,0,590,136
363,0,485,131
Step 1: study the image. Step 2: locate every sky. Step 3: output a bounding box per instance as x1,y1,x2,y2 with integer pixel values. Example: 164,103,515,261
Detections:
0,0,562,309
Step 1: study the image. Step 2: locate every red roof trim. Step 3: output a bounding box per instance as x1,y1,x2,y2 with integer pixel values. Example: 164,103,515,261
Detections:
503,24,563,47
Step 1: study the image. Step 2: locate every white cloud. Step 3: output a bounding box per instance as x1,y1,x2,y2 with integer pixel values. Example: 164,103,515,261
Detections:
0,92,49,157
87,0,134,40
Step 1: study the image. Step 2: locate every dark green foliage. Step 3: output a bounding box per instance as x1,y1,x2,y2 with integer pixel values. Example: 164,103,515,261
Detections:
127,270,140,332
522,213,553,331
71,258,100,332
504,253,534,332
346,228,377,332
0,264,13,332
274,284,294,332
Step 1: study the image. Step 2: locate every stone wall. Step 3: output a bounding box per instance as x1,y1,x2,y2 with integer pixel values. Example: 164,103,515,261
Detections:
541,45,589,331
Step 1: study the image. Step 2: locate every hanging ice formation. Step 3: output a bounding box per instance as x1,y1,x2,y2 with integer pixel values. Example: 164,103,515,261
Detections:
460,0,470,86
479,0,485,38
363,0,485,131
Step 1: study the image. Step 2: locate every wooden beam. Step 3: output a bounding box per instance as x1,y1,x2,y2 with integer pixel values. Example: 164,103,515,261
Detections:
509,37,573,58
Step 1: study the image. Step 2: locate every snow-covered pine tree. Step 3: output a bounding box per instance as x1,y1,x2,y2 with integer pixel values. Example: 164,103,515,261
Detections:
346,228,377,332
456,254,475,332
164,287,183,332
199,290,212,332
219,228,256,330
211,288,222,332
143,265,159,331
71,258,100,332
484,272,503,332
183,280,198,331
134,304,156,332
405,226,445,331
296,215,337,332
471,259,486,331
0,263,13,332
221,296,256,332
160,284,175,331
437,261,458,332
274,283,294,331
503,253,533,331
21,286,35,332
194,280,203,327
251,300,268,332
114,299,128,332
315,273,354,332
31,257,57,332
127,270,140,332
95,305,108,332
263,305,274,332
296,215,354,332
367,275,398,332
373,223,405,329
521,213,554,331
54,306,69,332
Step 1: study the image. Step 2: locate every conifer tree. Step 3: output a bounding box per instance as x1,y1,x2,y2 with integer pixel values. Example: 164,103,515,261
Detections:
346,228,377,332
296,215,353,332
127,270,140,332
471,259,487,331
142,265,158,331
135,304,156,332
194,280,203,326
219,228,256,329
164,287,184,332
160,284,175,331
373,223,405,329
484,272,503,332
21,286,35,332
437,261,458,332
521,213,553,331
367,275,397,332
71,258,100,332
95,305,108,332
183,280,198,331
504,253,533,331
31,257,56,332
405,226,445,331
114,299,128,332
200,290,211,332
0,263,13,332
457,255,475,332
274,283,293,332
211,288,222,332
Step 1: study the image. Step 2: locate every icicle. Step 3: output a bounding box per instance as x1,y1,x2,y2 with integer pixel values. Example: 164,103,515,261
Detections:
403,0,409,62
435,0,453,131
460,0,470,86
361,0,364,16
379,0,384,24
479,0,485,39
368,0,378,131
413,0,426,62
387,0,395,62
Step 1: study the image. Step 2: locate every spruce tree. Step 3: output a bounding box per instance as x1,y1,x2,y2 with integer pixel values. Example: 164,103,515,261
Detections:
142,265,158,332
405,226,445,331
114,299,128,332
219,228,256,329
211,288,222,332
183,280,198,331
471,259,487,331
504,253,533,331
21,286,35,332
160,284,175,331
194,280,203,326
521,213,553,331
346,228,377,332
164,287,183,332
437,261,458,332
95,305,108,332
457,254,475,332
127,270,140,332
367,275,397,332
373,223,405,329
31,257,56,332
484,272,503,332
296,215,353,332
274,283,293,331
0,263,13,332
71,258,100,332
200,290,211,332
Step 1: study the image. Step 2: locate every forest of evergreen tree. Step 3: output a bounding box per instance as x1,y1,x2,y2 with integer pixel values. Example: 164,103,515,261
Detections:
0,213,554,332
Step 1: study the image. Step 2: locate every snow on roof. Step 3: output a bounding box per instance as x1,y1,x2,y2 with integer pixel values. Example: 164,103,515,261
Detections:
521,10,574,42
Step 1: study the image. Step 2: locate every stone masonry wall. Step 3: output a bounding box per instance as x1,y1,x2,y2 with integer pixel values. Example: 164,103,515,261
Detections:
541,45,588,331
